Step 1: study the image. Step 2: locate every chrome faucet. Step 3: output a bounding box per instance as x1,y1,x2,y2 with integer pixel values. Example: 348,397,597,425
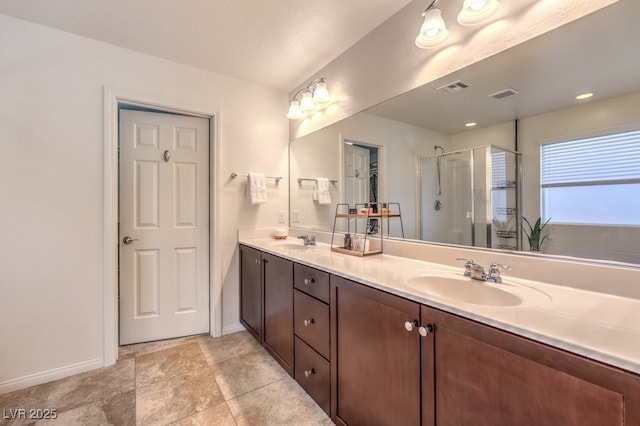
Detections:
297,235,316,246
457,258,511,282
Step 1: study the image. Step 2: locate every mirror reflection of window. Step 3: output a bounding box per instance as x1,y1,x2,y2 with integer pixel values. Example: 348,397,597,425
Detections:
540,129,640,226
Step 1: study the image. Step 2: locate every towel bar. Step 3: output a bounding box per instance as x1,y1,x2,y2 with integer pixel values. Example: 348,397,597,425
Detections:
298,177,338,184
230,172,282,183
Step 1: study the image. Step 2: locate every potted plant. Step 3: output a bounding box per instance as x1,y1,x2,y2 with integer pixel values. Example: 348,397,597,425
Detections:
522,216,551,251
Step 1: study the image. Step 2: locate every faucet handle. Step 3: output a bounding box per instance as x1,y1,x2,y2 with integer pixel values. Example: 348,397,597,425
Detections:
487,262,511,283
489,262,511,272
456,258,474,276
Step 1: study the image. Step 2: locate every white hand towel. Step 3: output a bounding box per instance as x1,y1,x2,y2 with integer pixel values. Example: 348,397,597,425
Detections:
247,172,267,204
315,178,331,205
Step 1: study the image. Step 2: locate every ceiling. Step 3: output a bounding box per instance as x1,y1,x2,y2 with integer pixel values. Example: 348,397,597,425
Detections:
0,0,413,91
367,1,640,134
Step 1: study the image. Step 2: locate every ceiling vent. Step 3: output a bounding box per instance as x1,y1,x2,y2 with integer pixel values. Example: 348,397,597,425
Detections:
437,80,471,94
489,88,519,99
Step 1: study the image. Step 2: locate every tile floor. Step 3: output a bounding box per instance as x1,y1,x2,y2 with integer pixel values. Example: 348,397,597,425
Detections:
0,332,334,426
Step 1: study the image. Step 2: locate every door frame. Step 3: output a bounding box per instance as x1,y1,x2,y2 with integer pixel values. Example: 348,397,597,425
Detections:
103,87,222,366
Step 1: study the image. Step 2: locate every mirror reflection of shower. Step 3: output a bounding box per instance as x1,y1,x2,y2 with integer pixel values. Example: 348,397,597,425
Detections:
420,145,522,250
434,145,445,197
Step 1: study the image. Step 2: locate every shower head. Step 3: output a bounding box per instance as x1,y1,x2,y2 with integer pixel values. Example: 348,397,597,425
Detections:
434,145,445,154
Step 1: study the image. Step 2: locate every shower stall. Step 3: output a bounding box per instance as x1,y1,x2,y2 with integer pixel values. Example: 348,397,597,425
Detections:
420,145,522,250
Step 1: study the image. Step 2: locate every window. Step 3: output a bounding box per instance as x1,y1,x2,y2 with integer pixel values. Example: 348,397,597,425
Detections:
540,129,640,226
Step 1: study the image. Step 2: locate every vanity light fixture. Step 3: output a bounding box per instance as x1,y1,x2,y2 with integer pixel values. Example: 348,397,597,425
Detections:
287,78,331,119
457,0,501,26
415,0,450,49
416,0,501,49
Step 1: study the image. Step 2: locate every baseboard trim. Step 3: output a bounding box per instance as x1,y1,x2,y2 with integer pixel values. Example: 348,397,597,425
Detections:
0,358,104,395
222,323,246,336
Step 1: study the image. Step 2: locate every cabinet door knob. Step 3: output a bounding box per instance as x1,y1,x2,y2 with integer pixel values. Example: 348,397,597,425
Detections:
304,368,315,378
419,324,434,337
404,320,418,332
304,277,315,285
303,318,315,327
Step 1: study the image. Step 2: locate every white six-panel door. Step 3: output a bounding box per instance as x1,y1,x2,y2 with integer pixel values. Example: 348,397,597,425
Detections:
119,109,209,345
344,143,370,206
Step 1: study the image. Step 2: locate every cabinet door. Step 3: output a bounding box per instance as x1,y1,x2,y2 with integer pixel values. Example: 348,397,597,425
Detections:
239,245,262,342
331,275,421,426
422,305,640,426
263,253,294,376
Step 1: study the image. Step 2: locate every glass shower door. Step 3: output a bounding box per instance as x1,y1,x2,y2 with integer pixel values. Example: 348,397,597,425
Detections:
421,150,473,245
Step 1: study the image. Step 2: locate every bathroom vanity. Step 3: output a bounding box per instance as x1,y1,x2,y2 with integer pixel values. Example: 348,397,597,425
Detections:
239,238,640,425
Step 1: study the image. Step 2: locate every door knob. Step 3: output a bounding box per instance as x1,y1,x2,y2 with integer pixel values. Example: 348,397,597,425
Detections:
122,236,139,245
303,318,315,327
404,320,418,332
419,324,434,337
304,368,315,378
304,278,315,285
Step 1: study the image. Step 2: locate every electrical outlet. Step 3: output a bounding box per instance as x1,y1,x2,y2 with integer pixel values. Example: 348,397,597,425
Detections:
278,210,286,223
292,210,300,223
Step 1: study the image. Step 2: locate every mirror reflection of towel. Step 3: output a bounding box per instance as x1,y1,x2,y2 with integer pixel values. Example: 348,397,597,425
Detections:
247,172,267,204
314,178,331,205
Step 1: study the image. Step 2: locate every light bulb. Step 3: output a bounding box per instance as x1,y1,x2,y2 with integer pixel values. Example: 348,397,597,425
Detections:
286,100,305,120
458,0,500,26
312,81,331,104
300,91,315,112
470,0,487,11
415,8,449,49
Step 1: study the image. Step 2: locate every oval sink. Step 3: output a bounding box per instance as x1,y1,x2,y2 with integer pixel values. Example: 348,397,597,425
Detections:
405,275,522,307
268,242,312,252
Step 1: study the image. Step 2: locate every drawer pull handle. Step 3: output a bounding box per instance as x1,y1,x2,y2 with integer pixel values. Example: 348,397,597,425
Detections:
304,277,315,285
303,318,315,327
419,324,434,337
304,368,315,378
404,320,418,332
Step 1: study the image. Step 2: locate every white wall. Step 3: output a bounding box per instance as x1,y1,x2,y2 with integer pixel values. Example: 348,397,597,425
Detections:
290,112,449,239
451,122,515,152
0,15,288,391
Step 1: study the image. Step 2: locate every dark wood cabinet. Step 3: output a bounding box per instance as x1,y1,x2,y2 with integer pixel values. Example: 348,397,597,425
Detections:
240,246,640,426
239,245,262,342
295,336,331,415
294,290,330,359
293,264,332,414
421,305,640,426
263,253,294,376
294,263,330,303
331,275,421,426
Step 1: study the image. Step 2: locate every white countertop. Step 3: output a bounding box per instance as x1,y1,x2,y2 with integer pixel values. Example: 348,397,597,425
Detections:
240,237,640,376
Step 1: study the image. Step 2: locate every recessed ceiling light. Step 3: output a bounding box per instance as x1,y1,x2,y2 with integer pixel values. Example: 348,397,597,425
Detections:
465,122,477,127
576,93,594,100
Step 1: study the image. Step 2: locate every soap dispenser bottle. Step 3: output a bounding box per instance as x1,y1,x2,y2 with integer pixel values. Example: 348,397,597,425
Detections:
344,233,352,250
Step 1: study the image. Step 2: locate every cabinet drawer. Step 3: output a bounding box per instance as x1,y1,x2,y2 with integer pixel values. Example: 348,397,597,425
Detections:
294,263,330,303
294,290,330,359
295,336,330,415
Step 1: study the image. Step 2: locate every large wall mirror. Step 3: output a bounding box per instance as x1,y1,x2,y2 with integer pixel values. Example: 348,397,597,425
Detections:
290,1,640,265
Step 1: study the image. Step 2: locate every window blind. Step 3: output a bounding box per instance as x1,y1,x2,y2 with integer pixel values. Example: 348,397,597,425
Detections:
540,129,640,187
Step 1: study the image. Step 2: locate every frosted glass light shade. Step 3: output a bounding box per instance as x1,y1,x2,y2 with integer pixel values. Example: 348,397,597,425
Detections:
415,8,449,49
457,0,500,26
313,81,331,104
300,91,316,111
286,100,305,119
